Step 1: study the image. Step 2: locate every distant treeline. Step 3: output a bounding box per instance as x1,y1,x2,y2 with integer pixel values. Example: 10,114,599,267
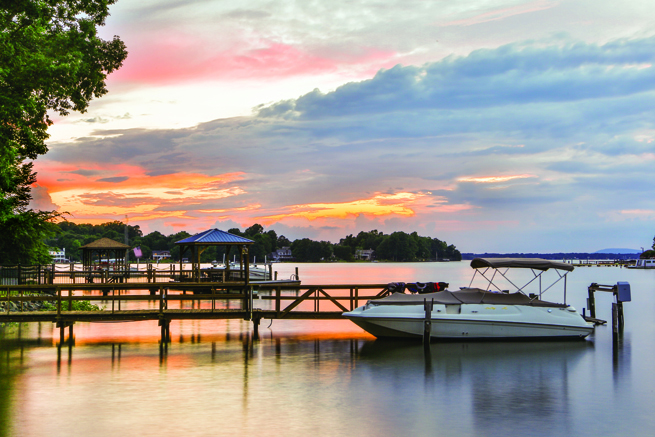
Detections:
45,221,461,263
462,253,639,261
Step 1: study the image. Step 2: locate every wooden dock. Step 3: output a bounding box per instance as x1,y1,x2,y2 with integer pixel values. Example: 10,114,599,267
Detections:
0,282,391,341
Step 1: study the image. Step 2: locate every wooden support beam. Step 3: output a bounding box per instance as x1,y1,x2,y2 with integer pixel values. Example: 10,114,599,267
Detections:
280,288,317,318
317,288,349,312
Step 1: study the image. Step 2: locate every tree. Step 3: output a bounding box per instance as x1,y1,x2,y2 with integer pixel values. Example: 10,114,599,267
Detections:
0,0,127,264
277,235,291,248
333,244,353,261
291,238,333,262
376,232,418,261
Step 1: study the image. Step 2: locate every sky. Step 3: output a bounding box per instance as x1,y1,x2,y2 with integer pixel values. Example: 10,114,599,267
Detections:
30,0,655,253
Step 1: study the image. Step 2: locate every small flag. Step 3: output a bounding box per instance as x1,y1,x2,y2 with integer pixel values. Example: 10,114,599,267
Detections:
133,246,142,258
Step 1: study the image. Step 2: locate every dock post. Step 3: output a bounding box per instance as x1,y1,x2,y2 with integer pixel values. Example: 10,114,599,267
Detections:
612,303,619,341
295,267,299,281
159,319,170,344
423,298,433,349
253,317,260,340
587,284,597,319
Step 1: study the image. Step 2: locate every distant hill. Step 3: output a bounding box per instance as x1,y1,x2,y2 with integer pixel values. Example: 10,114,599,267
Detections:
594,248,641,254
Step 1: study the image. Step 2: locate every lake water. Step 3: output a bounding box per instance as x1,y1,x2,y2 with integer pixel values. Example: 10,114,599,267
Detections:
1,262,654,437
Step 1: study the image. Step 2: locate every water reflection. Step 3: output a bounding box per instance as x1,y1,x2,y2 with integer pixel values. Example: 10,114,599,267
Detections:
358,340,593,436
1,263,653,437
612,331,632,387
0,326,646,437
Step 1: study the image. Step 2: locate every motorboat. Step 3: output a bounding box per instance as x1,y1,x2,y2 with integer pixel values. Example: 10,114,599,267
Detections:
343,258,594,340
626,259,655,269
206,261,271,281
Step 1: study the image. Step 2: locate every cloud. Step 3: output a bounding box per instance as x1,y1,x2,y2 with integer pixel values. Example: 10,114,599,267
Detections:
442,1,560,27
457,174,537,183
38,35,655,249
28,185,59,212
97,177,130,183
258,36,655,120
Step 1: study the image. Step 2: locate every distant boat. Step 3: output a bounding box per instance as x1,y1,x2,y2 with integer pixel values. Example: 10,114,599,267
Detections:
208,261,270,280
627,259,655,269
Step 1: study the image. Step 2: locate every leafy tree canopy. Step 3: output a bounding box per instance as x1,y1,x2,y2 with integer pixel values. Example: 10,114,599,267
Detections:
0,0,127,264
43,221,461,264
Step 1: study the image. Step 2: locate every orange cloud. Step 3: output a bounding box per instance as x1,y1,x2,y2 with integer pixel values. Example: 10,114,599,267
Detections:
257,192,426,223
34,161,248,223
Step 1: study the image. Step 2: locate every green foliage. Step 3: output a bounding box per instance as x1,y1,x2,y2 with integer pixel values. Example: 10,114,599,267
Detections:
46,220,142,261
0,209,58,263
225,226,277,262
337,229,461,262
291,238,333,262
0,0,127,264
44,221,461,264
376,232,418,261
40,299,102,311
277,235,291,247
333,245,353,261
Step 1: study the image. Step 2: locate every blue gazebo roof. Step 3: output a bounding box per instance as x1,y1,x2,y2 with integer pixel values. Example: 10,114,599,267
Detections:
175,229,254,245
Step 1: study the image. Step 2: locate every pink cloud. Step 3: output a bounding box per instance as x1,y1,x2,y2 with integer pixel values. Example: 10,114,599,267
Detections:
110,34,396,85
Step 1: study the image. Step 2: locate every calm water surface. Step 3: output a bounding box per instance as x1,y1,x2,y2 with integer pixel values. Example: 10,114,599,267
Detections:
1,262,654,436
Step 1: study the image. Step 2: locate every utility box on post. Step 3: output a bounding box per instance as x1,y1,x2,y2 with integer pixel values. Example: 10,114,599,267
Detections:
616,282,631,302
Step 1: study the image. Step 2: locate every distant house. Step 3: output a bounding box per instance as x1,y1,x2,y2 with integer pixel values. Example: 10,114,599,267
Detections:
270,247,293,262
355,249,375,261
49,248,67,263
152,250,171,261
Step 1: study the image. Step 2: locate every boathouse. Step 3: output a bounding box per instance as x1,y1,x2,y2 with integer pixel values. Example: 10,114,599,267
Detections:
80,237,130,270
175,229,254,283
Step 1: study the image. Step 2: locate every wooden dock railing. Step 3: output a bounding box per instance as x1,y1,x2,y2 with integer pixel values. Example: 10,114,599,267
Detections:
0,283,392,334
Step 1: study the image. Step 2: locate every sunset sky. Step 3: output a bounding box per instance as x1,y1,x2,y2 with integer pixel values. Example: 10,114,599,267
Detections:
32,0,655,252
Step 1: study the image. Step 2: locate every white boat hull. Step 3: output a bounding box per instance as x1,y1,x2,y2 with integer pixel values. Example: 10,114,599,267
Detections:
344,303,594,340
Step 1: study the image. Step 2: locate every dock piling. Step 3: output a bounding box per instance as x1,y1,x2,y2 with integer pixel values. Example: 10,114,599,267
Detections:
253,317,261,340
423,298,433,348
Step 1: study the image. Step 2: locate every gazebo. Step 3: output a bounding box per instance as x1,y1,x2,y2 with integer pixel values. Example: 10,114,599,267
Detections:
175,229,255,283
80,237,130,270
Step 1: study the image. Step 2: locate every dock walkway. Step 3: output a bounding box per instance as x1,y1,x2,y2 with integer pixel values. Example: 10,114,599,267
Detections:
1,282,391,340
